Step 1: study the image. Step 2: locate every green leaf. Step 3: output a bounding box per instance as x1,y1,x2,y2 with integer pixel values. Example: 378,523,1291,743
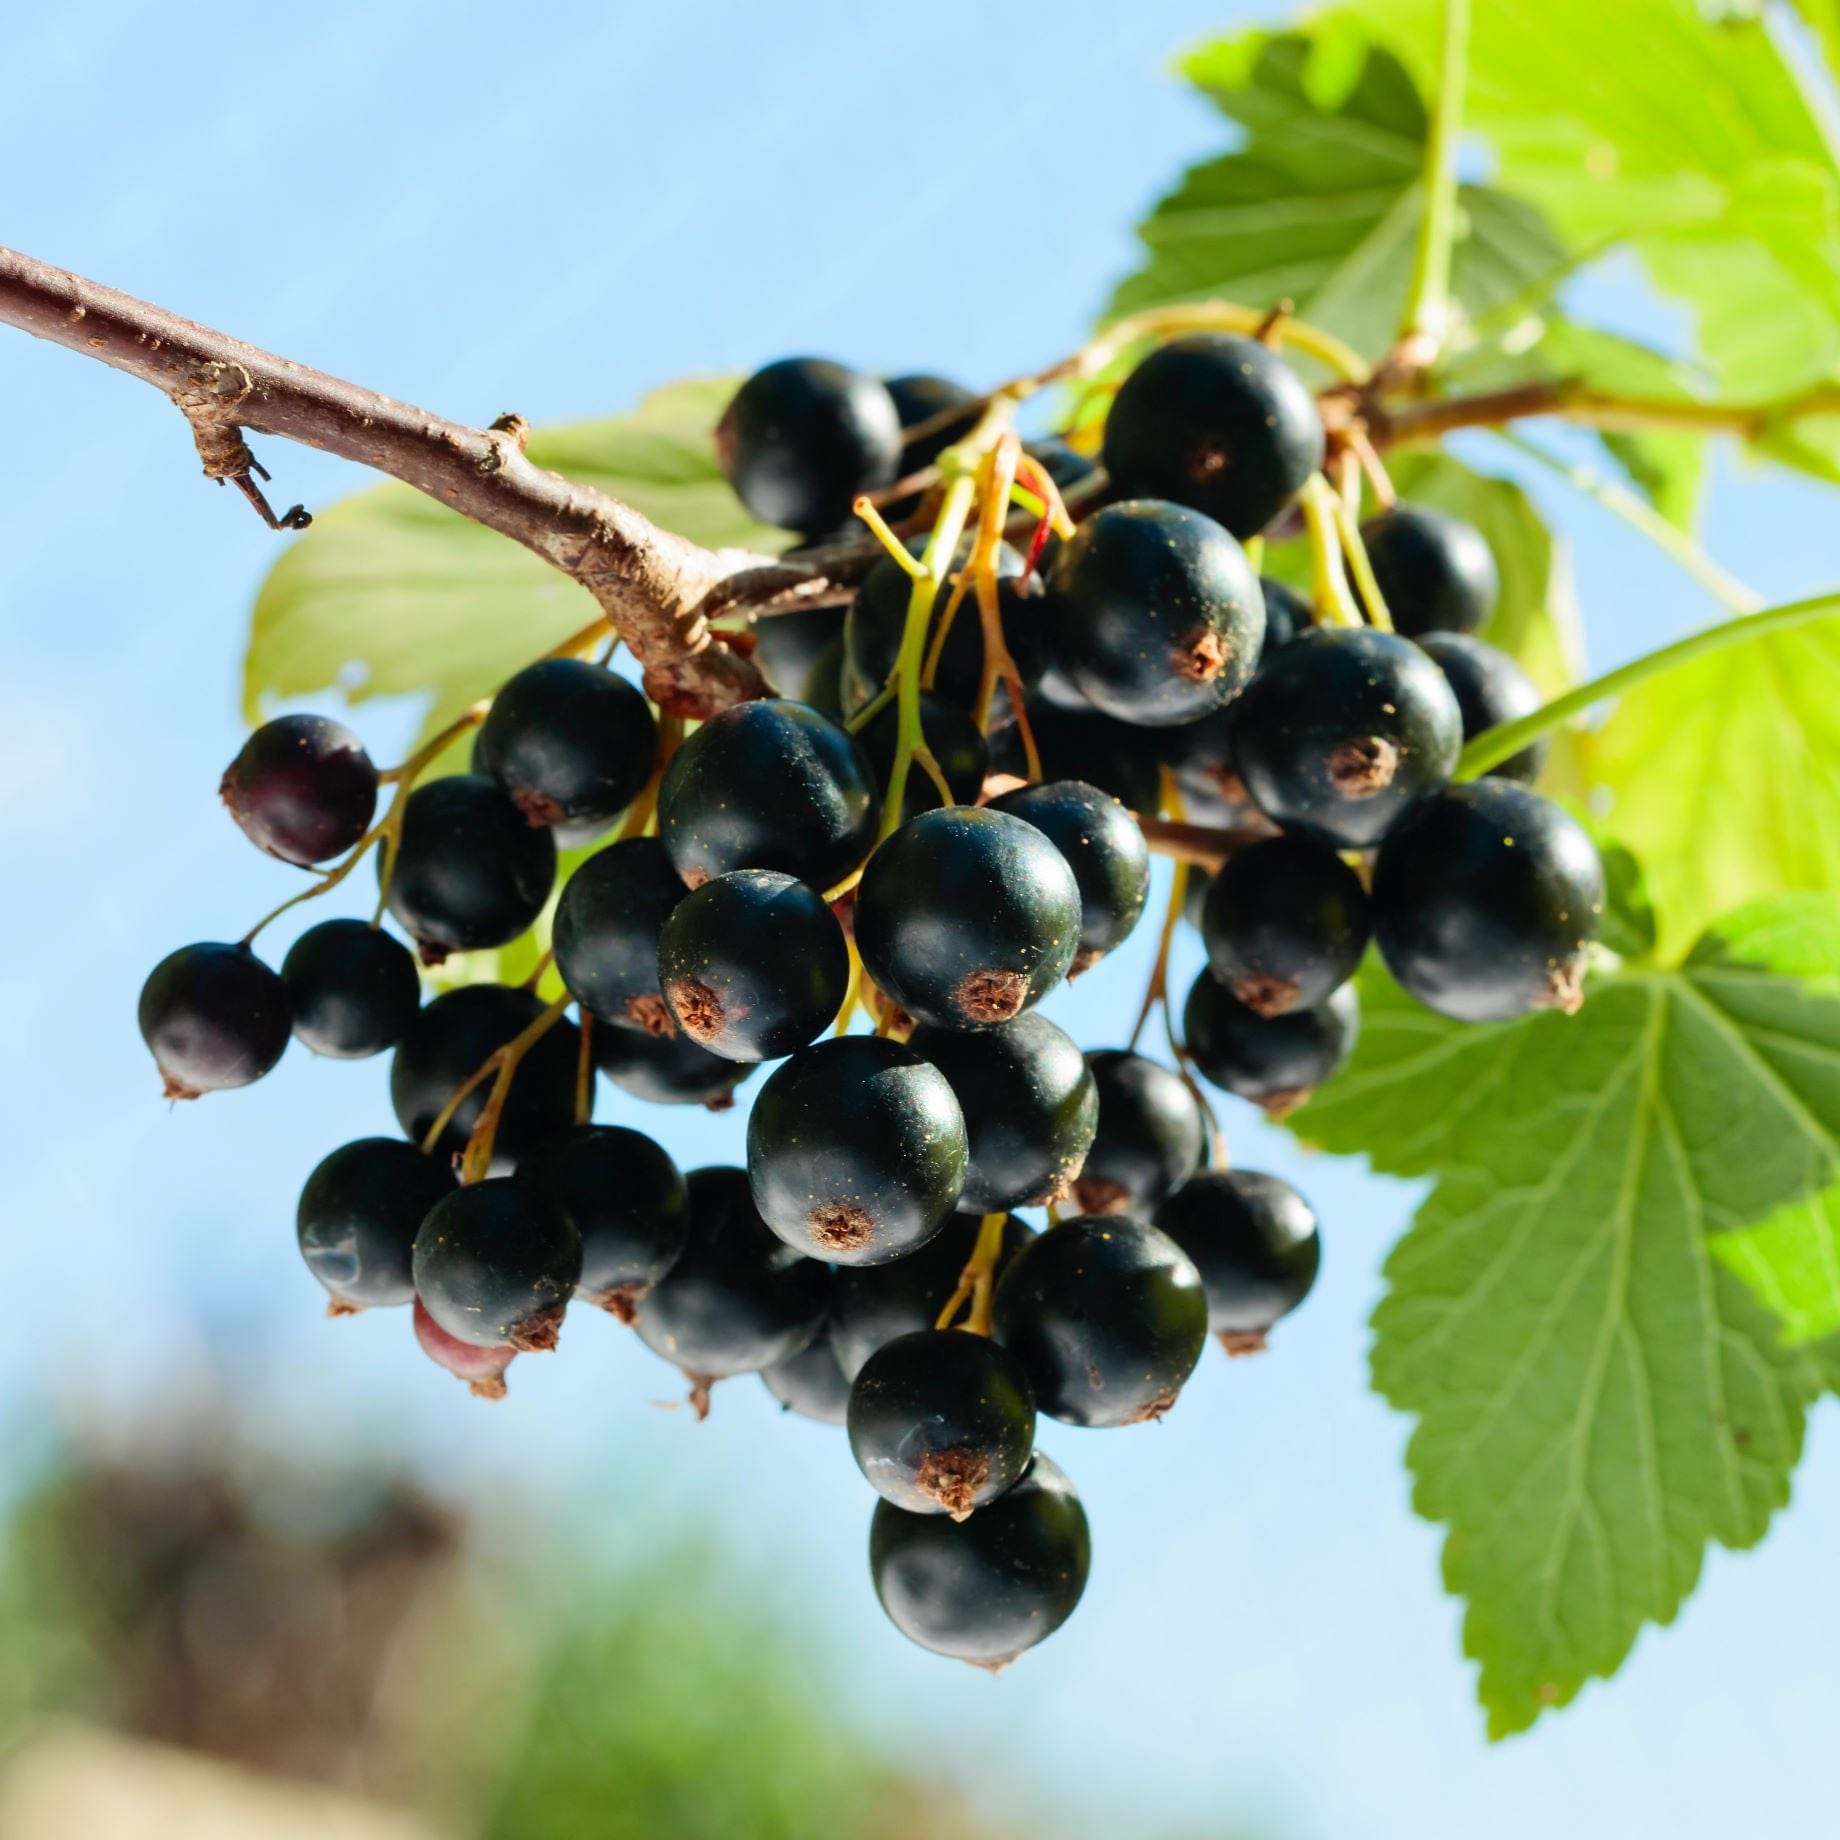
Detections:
1716,1189,1840,1345
1289,896,1840,1735
1350,0,1840,400
1582,615,1840,961
1593,836,1659,961
1788,1,1840,81
1109,27,1570,363
242,377,773,744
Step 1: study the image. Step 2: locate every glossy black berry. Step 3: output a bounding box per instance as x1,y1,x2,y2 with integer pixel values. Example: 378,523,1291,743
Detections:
1371,779,1604,1022
855,808,1081,1031
1361,505,1499,638
1418,633,1547,783
139,942,291,1099
990,699,1165,813
762,1328,853,1425
413,1177,582,1352
413,1294,516,1398
1045,499,1265,726
1154,1170,1321,1351
988,779,1150,965
1200,835,1370,1017
473,658,657,829
389,984,580,1169
658,699,879,893
716,357,903,533
658,869,848,1061
1258,575,1312,653
281,919,420,1059
754,606,847,705
886,373,980,463
1182,972,1358,1113
1229,627,1463,849
858,693,989,822
221,713,378,866
552,837,686,1036
869,1452,1089,1666
908,1015,1097,1213
992,1216,1207,1427
518,1124,689,1318
1103,333,1325,538
593,1021,755,1110
830,1212,1035,1381
843,538,1040,716
849,1330,1036,1519
1156,706,1264,828
380,774,556,962
297,1137,455,1311
1072,1049,1205,1217
633,1166,828,1385
747,1036,968,1264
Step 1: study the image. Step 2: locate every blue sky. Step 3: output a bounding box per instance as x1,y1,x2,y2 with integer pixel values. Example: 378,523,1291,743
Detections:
4,3,1840,1835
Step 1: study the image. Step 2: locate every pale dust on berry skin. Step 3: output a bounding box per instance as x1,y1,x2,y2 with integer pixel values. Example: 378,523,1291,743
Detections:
1327,736,1398,796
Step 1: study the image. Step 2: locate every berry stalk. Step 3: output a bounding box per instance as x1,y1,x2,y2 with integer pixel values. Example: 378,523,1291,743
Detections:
1455,592,1840,780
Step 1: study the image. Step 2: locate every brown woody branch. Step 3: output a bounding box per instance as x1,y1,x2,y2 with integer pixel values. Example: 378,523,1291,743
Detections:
0,246,876,714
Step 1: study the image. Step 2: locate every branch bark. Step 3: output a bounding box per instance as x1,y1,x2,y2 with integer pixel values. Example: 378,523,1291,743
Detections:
0,246,859,713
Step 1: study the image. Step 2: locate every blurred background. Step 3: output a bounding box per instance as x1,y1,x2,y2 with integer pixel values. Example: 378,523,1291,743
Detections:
3,3,1839,1836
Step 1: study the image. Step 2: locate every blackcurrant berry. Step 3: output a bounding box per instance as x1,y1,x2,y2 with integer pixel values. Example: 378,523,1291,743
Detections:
1183,866,1212,931
658,699,879,892
1200,834,1370,1016
139,941,291,1099
518,1124,689,1318
1360,505,1499,637
1418,633,1547,783
854,808,1081,1030
1103,333,1325,538
1154,1170,1321,1352
870,1451,1089,1666
413,1294,516,1399
380,774,556,962
297,1137,455,1311
717,357,903,532
593,1021,755,1110
1258,575,1312,653
390,984,580,1169
754,606,847,705
1156,706,1266,828
886,373,980,464
857,693,990,822
762,1327,853,1425
414,1176,582,1352
1045,499,1265,726
281,919,420,1059
844,538,1041,716
221,713,378,866
908,1014,1097,1213
747,1036,968,1263
473,658,658,828
1371,779,1604,1021
552,837,686,1036
830,1212,1035,1381
1182,972,1358,1113
987,779,1150,967
657,869,848,1062
992,1215,1207,1427
1072,1049,1205,1217
633,1165,828,1390
1229,627,1463,848
988,700,1165,812
1023,437,1099,495
849,1329,1035,1519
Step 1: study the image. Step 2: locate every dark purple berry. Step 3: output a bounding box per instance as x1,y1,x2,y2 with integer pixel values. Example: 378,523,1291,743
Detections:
298,1137,455,1311
281,919,420,1059
413,1177,582,1352
139,942,290,1099
221,713,378,866
1154,1170,1320,1352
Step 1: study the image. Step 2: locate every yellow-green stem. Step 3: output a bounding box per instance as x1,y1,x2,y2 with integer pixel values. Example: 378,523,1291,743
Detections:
1401,0,1471,347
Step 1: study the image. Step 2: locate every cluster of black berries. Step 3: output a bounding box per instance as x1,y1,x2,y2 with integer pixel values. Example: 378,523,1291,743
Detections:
136,326,1602,1670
